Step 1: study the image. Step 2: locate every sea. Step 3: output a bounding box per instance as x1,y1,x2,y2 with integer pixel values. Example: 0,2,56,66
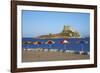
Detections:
22,38,90,52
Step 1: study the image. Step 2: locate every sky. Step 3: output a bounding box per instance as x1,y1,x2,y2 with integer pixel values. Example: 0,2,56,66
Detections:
22,10,90,38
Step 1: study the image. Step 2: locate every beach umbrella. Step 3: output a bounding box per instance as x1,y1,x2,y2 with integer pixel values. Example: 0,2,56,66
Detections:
34,41,42,48
23,41,32,44
27,41,32,44
60,39,69,51
45,40,55,49
23,42,27,50
24,41,32,49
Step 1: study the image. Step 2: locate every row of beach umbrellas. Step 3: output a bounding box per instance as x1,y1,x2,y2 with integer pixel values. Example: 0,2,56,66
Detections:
23,39,69,44
23,39,88,52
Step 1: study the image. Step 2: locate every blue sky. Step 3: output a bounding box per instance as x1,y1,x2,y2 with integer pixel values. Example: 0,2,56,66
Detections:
22,10,90,38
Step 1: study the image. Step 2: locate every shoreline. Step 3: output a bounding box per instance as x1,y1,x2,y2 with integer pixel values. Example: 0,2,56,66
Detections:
22,49,90,62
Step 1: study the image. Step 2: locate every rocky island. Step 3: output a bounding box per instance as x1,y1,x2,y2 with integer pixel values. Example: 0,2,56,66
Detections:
38,25,80,39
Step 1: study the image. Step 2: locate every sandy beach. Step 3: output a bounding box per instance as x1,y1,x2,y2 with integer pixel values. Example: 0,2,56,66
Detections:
22,49,90,62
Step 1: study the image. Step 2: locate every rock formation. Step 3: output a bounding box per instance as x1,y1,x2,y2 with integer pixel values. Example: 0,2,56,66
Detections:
38,25,80,39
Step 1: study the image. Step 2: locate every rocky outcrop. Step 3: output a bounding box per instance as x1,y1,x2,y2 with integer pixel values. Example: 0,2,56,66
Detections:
38,25,80,39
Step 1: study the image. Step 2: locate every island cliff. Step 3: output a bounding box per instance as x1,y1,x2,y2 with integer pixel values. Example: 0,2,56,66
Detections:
38,25,80,39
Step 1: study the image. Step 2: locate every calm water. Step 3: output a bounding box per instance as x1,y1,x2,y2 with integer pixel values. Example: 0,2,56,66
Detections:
22,38,90,52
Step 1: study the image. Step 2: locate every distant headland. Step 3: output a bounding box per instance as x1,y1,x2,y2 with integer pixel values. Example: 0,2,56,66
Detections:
36,25,80,39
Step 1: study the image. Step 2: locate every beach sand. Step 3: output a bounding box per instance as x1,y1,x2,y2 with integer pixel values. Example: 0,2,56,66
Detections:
22,50,90,62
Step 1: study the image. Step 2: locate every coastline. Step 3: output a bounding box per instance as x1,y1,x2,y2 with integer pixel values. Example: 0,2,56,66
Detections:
22,49,90,62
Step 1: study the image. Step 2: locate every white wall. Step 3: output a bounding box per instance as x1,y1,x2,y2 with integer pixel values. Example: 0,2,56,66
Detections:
0,0,99,73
